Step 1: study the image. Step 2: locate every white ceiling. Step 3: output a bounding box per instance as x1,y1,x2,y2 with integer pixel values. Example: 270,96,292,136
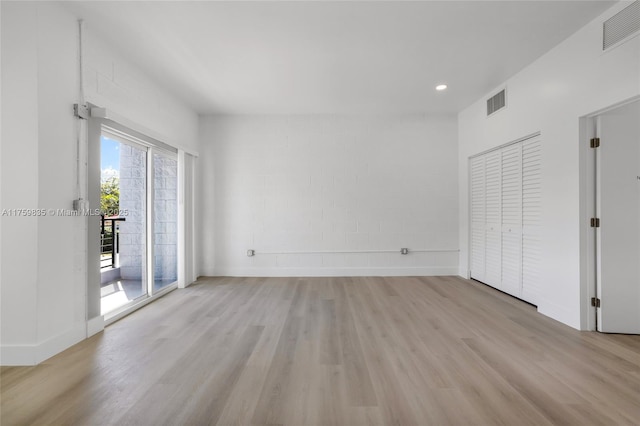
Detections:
62,1,617,115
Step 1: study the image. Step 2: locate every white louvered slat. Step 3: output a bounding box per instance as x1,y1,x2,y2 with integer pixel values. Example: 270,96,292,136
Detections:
521,137,542,304
502,232,522,296
485,231,502,289
501,144,522,296
484,151,502,289
470,156,486,281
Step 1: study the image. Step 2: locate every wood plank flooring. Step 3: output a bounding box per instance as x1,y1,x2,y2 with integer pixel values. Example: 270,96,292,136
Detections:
2,276,639,425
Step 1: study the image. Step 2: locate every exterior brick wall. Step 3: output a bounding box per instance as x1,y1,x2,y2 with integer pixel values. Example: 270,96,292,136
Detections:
153,154,178,282
118,144,146,280
118,147,178,282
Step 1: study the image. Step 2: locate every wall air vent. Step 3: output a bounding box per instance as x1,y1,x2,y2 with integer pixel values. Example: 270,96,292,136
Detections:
487,89,506,116
603,1,639,50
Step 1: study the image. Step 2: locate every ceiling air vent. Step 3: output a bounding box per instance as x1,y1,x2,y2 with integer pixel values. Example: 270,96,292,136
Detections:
487,89,506,116
603,1,640,50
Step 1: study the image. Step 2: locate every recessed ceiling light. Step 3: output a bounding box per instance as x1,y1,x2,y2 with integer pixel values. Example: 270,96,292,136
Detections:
436,84,448,91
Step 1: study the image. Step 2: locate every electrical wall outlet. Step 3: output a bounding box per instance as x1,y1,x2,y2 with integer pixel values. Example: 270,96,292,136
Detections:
247,249,255,257
400,248,409,255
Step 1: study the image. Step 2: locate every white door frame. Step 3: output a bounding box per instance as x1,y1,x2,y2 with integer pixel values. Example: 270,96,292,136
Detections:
88,114,182,326
580,95,640,331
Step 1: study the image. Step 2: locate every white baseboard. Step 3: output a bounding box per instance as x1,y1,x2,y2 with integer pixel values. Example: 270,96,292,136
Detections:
537,298,580,330
458,268,471,279
1,322,86,366
1,344,38,366
87,315,104,337
36,323,86,364
211,266,459,277
179,278,197,289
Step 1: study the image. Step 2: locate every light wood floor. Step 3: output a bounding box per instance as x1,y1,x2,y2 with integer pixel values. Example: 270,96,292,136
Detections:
2,276,639,425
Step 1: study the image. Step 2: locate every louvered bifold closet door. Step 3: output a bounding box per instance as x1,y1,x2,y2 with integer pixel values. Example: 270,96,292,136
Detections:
521,137,542,304
484,151,502,290
470,156,486,282
501,144,523,297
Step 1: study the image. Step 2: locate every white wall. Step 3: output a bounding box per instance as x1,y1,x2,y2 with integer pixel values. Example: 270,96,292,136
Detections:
0,1,198,365
1,2,40,361
82,31,199,152
458,2,640,329
200,115,459,276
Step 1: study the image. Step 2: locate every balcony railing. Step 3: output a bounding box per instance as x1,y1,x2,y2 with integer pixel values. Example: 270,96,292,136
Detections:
101,216,126,269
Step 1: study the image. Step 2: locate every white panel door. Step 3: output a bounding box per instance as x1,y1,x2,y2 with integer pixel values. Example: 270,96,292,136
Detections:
470,156,486,281
501,144,523,297
484,150,502,290
597,100,640,333
521,137,542,304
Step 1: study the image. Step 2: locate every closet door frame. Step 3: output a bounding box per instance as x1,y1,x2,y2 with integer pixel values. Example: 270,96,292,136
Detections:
468,132,541,301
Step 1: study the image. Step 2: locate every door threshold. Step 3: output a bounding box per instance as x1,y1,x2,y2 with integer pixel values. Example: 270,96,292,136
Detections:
104,283,178,326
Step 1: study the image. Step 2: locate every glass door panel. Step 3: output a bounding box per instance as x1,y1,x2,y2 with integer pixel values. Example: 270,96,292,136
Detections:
100,135,149,315
153,152,178,292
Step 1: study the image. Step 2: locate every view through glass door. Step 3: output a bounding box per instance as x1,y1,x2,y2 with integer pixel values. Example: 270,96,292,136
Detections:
100,135,149,314
99,131,179,316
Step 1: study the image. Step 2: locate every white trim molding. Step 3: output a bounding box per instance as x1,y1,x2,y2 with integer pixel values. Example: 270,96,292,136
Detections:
211,266,459,278
1,323,86,366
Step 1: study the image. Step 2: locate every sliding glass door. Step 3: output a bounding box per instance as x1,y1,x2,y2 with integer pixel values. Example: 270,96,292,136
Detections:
99,129,178,317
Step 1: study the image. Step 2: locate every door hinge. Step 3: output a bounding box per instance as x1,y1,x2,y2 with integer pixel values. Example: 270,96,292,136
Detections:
591,297,601,308
590,217,600,227
73,103,89,120
590,137,600,148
